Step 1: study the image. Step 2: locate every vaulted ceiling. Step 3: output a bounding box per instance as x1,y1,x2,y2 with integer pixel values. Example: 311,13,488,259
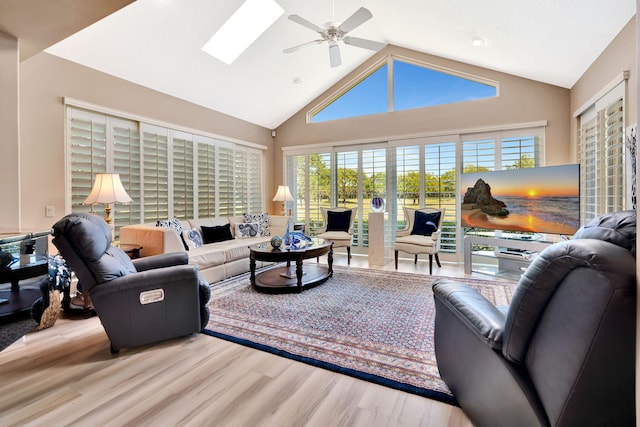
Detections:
4,0,636,129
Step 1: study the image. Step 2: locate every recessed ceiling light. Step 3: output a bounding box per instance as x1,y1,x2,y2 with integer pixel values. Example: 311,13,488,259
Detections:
202,0,284,65
471,37,485,46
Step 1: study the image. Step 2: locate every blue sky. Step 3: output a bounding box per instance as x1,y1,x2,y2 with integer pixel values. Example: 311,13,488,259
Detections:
313,60,497,122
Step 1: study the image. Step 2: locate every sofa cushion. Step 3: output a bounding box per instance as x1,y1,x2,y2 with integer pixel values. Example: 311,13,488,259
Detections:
187,246,226,270
201,224,233,244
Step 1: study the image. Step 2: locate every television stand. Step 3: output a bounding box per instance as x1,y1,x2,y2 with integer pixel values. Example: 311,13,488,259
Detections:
464,235,551,280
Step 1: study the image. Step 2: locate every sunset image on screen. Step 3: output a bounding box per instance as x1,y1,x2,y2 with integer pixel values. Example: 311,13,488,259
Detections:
460,164,580,235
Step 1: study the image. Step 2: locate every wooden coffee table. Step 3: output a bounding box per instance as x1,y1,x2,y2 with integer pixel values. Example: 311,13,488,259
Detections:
249,238,333,293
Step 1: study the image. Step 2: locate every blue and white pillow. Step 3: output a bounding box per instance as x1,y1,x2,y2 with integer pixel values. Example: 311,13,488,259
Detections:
244,213,269,236
182,228,203,250
156,217,183,236
235,222,259,239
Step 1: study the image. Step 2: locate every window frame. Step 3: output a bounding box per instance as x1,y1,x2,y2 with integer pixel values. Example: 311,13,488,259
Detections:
307,54,500,123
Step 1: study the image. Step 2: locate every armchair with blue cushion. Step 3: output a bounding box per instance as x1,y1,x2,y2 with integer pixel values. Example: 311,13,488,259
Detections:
52,213,211,353
317,207,357,264
395,207,445,274
432,210,636,427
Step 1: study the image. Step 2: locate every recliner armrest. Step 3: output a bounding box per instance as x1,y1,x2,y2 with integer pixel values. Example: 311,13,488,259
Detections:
90,264,199,300
132,252,189,272
433,280,506,350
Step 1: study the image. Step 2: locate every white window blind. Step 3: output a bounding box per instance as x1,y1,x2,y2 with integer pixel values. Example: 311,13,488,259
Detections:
197,137,217,218
67,105,265,227
112,118,141,228
578,83,625,222
172,131,195,220
425,141,457,252
142,125,169,222
217,144,235,217
68,109,107,213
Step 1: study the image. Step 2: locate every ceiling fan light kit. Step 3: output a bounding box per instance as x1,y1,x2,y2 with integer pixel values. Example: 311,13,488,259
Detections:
284,6,385,68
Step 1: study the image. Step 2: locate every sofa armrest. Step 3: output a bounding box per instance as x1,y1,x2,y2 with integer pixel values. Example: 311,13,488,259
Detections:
433,280,506,350
120,223,185,256
132,252,189,272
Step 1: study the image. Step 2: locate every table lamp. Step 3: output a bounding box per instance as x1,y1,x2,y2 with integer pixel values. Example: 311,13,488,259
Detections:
84,173,132,225
272,185,294,216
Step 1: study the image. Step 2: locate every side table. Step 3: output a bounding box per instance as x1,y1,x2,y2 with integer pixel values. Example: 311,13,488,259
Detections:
120,244,143,259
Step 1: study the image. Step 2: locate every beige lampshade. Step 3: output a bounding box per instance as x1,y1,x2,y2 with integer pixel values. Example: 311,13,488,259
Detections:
272,185,294,202
84,173,133,205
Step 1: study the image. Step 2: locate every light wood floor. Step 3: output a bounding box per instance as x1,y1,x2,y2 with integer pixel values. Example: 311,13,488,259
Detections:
0,255,481,427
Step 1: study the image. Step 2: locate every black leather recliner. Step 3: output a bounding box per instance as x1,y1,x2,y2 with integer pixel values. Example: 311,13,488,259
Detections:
433,210,636,427
52,213,211,353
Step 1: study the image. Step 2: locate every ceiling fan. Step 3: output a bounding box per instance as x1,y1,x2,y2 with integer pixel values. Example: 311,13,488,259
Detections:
283,6,385,68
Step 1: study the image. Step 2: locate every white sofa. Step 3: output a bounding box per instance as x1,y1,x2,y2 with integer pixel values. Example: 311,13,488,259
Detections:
119,215,291,284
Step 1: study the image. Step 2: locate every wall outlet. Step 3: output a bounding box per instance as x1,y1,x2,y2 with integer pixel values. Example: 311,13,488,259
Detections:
45,205,55,217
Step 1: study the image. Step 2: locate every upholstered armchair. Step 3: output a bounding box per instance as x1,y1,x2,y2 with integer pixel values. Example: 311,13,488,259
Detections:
432,210,636,427
52,213,211,353
316,207,357,264
394,207,445,274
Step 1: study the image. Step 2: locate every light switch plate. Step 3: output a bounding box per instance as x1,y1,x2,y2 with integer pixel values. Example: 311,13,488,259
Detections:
45,206,55,217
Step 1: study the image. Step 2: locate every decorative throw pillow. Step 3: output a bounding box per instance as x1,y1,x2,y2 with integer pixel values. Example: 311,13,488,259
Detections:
157,217,188,250
201,224,234,244
235,222,259,239
326,210,352,232
411,211,441,236
182,228,203,250
156,217,183,235
244,213,270,236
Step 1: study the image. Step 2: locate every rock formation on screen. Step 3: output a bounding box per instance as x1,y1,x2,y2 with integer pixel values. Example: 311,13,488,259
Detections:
462,179,509,217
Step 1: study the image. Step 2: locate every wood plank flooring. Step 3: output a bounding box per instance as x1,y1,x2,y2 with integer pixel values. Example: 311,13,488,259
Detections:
0,255,477,426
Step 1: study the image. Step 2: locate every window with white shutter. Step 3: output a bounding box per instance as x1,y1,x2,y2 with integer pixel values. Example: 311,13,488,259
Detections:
67,104,265,228
171,131,194,220
578,81,626,222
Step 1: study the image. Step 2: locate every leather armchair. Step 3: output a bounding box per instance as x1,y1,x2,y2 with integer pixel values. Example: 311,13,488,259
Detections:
395,207,445,274
52,213,211,353
433,210,636,427
316,207,357,264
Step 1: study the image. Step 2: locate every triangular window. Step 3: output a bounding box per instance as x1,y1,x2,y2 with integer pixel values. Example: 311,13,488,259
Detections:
311,58,497,123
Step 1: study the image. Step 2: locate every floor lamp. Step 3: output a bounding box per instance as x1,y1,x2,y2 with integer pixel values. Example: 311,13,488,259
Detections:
272,185,294,216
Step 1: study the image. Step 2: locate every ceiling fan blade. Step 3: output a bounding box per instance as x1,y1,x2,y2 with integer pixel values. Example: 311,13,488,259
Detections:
288,14,324,33
338,7,373,33
283,39,324,54
343,36,386,52
329,41,341,67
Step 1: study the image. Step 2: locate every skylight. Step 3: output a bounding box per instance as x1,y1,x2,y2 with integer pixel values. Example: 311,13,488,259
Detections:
202,0,284,65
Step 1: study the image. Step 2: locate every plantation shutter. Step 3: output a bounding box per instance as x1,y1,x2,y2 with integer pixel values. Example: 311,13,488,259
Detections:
462,138,496,172
578,82,625,222
112,118,141,228
197,136,216,218
501,135,539,169
246,149,263,214
68,108,107,213
425,142,457,252
142,125,169,222
217,143,235,217
234,149,248,214
172,131,195,220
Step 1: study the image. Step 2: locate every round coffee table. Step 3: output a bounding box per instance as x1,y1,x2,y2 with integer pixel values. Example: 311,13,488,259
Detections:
249,238,333,293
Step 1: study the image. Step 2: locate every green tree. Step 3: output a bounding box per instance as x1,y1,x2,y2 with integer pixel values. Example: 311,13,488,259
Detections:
337,167,358,203
505,154,536,170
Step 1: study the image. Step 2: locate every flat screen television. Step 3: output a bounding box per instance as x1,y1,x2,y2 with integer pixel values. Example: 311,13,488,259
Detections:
460,164,580,235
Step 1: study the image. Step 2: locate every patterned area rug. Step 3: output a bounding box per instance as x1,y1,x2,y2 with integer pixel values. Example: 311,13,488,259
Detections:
203,265,515,405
